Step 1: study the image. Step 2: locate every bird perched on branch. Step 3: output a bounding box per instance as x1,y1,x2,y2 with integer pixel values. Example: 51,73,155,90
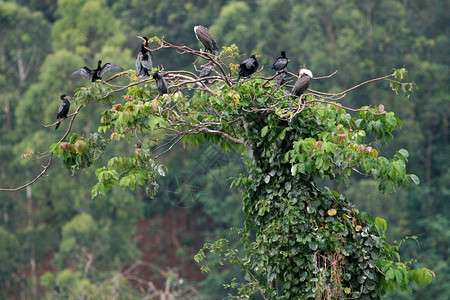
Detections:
55,95,71,130
270,51,289,72
153,71,168,95
269,51,289,89
136,36,153,87
69,60,123,82
194,64,215,88
194,25,219,55
290,68,313,109
238,54,260,80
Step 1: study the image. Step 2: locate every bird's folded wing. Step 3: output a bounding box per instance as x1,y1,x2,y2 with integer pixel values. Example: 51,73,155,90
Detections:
141,56,153,71
136,53,143,75
244,59,254,69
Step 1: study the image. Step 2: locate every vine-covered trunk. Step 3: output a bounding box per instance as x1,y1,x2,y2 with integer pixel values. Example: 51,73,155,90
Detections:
243,116,390,299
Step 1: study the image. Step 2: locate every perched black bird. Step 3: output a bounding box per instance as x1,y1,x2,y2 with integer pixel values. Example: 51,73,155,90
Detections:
69,60,123,82
136,36,153,87
270,51,289,71
153,71,168,95
238,54,260,80
53,283,60,294
289,68,313,109
55,95,71,130
194,64,215,88
194,25,219,55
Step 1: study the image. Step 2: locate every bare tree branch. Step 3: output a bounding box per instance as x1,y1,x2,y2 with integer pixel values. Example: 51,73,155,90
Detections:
1,37,397,192
0,104,83,192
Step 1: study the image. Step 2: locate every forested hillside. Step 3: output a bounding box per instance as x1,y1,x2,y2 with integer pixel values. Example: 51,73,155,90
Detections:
0,0,448,299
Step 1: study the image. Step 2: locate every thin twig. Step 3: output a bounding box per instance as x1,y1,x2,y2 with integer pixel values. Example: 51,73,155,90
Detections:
0,104,83,192
313,70,338,80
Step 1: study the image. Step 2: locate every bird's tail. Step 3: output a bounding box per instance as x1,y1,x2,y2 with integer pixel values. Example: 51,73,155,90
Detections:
55,121,61,130
289,99,294,110
289,95,303,110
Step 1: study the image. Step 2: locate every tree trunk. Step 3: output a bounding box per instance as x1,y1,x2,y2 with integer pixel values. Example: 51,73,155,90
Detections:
26,172,38,298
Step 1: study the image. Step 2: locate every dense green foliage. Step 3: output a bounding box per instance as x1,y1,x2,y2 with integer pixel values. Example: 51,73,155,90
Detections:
193,78,431,298
0,0,447,299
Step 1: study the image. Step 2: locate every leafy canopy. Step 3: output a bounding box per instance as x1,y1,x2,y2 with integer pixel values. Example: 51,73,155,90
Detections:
38,37,434,298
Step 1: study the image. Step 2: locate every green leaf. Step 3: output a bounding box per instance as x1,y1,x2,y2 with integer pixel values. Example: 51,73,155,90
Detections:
413,268,434,285
279,128,288,140
261,125,269,137
323,158,331,171
343,168,351,177
361,212,375,224
397,149,409,159
394,269,403,284
315,156,323,169
375,217,387,232
394,68,408,80
308,242,318,251
409,174,420,185
386,269,395,281
149,117,159,130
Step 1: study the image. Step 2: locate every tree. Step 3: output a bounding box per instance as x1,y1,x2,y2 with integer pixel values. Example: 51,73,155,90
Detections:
0,1,51,134
2,34,434,298
0,1,137,298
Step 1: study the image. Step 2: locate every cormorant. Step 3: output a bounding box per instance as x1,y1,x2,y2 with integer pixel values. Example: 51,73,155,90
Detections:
194,25,219,55
153,71,168,95
55,95,71,130
69,60,123,82
270,51,289,71
289,68,313,109
194,64,215,88
136,36,153,87
238,54,260,80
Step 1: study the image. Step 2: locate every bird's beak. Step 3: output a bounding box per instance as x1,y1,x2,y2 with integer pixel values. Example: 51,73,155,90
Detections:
255,55,260,58
67,96,72,99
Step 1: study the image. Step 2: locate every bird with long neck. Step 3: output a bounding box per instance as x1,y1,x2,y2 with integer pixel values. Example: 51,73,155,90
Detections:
136,36,153,87
55,95,71,130
153,71,168,95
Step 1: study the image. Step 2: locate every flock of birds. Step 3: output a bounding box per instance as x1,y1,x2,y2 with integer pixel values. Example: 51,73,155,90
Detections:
55,25,313,129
